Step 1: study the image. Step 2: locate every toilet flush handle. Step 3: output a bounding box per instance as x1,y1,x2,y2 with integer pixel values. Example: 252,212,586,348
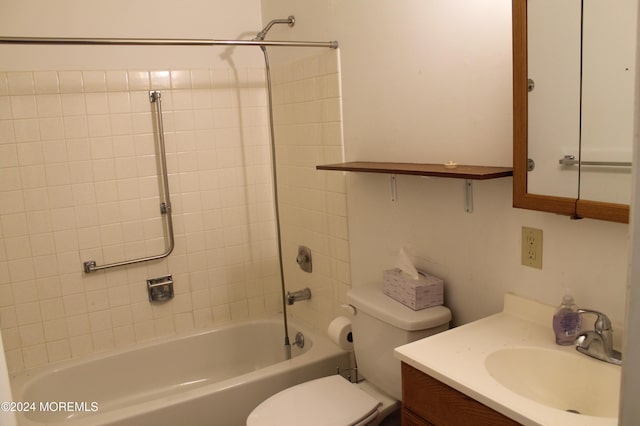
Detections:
341,304,356,316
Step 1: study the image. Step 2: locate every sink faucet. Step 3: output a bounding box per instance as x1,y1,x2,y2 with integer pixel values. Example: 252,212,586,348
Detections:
575,309,622,366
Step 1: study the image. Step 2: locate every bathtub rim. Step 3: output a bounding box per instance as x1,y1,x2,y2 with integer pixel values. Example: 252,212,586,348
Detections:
10,316,349,425
11,316,310,380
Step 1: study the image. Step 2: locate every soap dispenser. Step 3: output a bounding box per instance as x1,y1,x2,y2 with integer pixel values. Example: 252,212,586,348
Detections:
552,293,582,345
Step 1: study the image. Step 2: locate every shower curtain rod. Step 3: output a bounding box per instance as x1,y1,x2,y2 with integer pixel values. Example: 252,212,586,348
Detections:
0,36,338,49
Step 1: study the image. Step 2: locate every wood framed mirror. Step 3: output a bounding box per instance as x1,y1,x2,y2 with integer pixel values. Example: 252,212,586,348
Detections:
512,0,632,224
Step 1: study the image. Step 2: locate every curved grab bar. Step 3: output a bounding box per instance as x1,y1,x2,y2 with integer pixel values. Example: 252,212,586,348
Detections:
83,91,175,273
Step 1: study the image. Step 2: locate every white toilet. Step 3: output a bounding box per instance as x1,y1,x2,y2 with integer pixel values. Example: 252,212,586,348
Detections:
247,282,451,426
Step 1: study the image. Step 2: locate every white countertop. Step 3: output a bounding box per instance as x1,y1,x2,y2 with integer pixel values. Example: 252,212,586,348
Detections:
394,293,620,426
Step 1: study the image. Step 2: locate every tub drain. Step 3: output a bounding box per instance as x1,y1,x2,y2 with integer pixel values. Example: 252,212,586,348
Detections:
566,409,581,415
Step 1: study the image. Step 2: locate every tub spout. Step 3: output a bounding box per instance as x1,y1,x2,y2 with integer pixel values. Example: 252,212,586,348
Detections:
287,288,311,305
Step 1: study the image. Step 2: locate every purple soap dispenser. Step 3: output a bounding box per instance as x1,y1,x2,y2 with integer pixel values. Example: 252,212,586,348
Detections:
552,293,582,345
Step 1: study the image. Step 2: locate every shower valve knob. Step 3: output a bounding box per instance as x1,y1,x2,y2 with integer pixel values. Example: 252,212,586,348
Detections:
296,245,312,273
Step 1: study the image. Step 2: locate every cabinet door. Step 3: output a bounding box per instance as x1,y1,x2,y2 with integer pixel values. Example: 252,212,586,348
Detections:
401,363,521,426
401,407,434,426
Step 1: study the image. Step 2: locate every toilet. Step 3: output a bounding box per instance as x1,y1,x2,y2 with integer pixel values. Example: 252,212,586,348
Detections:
247,282,451,426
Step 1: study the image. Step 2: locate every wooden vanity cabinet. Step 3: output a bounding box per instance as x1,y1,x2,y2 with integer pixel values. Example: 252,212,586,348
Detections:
401,362,521,426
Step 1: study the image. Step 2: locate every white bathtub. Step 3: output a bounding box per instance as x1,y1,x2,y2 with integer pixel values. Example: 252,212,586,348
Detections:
10,318,350,426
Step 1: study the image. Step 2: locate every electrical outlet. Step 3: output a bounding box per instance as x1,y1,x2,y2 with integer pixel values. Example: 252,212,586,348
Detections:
521,227,543,269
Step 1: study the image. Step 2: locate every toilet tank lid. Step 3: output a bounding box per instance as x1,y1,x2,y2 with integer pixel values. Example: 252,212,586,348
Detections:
347,282,451,331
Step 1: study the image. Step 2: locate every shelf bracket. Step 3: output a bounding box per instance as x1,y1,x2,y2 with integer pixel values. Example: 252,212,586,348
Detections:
464,179,473,213
390,174,397,202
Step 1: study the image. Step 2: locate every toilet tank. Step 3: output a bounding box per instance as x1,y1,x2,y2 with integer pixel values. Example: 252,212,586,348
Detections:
347,282,451,400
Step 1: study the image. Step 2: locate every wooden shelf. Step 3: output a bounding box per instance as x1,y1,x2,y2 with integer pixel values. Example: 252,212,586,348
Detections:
316,162,513,180
316,161,513,213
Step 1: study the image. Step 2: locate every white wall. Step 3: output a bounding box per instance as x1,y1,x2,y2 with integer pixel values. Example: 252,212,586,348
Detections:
265,0,635,421
0,0,264,70
620,2,640,423
262,0,629,325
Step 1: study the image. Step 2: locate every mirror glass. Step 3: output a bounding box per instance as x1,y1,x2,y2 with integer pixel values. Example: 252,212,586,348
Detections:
526,0,637,205
579,0,636,204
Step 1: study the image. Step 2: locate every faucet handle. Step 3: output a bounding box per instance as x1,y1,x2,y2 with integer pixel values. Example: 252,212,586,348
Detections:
577,309,612,331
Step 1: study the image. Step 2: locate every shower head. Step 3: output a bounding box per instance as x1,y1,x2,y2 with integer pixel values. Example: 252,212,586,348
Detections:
254,16,295,41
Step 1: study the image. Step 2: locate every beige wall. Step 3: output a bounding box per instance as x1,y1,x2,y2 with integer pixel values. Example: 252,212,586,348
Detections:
0,0,633,386
0,0,263,70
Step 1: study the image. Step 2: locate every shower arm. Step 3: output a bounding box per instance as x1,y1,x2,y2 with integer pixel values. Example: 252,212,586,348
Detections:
254,16,296,41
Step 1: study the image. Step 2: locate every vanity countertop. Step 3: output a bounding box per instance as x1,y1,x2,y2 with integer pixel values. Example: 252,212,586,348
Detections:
394,293,620,426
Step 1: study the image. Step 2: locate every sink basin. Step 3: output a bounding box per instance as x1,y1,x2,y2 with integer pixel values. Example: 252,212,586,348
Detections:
485,347,620,418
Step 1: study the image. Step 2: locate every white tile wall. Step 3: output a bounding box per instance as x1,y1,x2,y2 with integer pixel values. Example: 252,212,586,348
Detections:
271,50,350,333
0,67,283,373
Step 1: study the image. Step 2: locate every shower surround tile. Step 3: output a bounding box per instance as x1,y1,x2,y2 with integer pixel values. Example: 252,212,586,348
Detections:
270,50,349,333
0,66,282,373
0,50,346,373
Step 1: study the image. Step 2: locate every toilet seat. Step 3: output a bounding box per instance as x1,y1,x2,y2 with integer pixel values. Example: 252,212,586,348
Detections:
246,375,381,426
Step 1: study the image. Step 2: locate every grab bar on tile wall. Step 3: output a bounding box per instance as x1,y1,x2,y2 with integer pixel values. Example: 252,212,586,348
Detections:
83,90,175,273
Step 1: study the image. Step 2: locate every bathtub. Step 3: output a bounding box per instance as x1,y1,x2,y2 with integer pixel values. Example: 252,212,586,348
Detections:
10,318,350,426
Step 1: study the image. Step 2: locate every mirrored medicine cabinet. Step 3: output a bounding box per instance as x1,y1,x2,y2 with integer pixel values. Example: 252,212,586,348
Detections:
512,0,637,223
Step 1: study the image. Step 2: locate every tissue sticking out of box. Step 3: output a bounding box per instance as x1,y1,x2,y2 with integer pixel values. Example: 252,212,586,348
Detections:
395,248,419,280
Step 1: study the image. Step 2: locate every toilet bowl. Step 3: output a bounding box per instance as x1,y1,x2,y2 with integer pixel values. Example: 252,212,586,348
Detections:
247,282,451,426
